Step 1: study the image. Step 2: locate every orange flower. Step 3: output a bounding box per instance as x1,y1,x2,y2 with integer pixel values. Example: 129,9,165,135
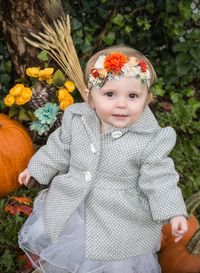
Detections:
10,196,32,205
5,203,32,216
104,52,128,74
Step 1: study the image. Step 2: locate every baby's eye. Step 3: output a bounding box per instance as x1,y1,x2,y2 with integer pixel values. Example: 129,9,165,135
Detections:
129,93,137,99
105,92,114,97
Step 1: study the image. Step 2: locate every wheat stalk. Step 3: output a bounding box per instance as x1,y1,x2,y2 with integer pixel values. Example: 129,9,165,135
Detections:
24,15,87,100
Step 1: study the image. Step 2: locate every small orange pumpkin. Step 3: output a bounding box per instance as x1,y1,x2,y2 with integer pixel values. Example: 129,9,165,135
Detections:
160,192,200,251
160,214,199,251
159,229,200,273
0,114,34,196
159,192,200,273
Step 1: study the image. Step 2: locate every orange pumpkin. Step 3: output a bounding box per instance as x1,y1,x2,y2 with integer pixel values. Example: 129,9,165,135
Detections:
160,214,199,251
0,114,34,196
159,192,200,273
159,229,200,273
160,192,200,251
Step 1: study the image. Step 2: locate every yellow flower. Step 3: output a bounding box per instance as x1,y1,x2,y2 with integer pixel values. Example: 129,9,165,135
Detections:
59,93,74,111
46,78,53,85
15,96,29,105
9,84,25,96
26,67,40,78
4,94,15,106
64,81,75,93
21,87,32,101
38,68,54,81
58,87,69,102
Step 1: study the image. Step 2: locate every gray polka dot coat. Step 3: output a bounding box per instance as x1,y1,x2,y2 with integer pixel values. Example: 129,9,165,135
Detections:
28,102,187,260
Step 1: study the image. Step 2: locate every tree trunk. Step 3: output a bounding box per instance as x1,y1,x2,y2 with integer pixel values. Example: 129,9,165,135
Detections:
0,0,65,78
0,0,44,78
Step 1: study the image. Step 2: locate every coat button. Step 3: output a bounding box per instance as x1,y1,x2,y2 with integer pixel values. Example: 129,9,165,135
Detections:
85,171,91,182
111,131,123,139
90,143,96,153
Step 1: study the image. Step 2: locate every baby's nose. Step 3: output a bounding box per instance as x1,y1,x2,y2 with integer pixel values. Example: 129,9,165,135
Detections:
116,98,127,108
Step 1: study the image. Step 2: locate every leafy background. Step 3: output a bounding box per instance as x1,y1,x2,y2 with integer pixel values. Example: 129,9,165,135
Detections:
0,0,200,272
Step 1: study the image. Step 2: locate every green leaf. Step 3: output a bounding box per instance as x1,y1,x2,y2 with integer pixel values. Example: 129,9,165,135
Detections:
52,69,66,88
103,32,115,45
182,87,195,97
27,110,36,120
18,108,32,121
0,100,7,110
112,14,124,27
72,18,82,30
37,50,49,62
189,48,200,59
8,106,19,118
179,0,191,20
0,73,11,85
177,64,190,76
76,30,83,38
124,25,133,34
136,17,151,31
192,13,200,22
165,0,178,13
152,78,165,97
4,60,11,73
0,249,14,272
170,92,179,103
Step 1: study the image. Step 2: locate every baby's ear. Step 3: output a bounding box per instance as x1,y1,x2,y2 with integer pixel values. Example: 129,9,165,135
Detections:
84,89,90,102
85,89,94,108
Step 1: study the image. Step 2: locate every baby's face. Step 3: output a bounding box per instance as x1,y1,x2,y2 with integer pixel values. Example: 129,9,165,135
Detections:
89,76,148,133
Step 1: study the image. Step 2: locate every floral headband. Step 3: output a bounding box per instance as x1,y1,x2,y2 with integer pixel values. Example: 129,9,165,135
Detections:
88,52,151,89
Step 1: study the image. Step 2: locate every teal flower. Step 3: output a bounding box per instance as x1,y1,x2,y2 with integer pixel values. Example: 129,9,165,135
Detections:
30,121,50,136
30,103,61,135
34,103,60,126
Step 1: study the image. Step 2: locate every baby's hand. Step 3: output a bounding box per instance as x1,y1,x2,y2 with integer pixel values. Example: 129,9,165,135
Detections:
18,168,31,186
170,216,188,243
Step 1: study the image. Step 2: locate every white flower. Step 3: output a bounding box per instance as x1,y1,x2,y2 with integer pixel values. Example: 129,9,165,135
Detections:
89,75,103,88
140,72,147,80
107,72,115,81
145,70,151,80
132,66,141,76
94,55,106,69
121,63,135,77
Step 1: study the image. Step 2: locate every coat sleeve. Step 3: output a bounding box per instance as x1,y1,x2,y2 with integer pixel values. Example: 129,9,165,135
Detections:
138,126,188,222
28,107,73,185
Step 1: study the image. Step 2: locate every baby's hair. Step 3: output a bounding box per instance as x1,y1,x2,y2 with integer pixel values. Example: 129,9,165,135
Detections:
84,45,157,103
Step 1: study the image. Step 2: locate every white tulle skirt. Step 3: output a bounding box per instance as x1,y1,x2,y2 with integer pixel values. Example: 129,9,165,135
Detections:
18,189,161,273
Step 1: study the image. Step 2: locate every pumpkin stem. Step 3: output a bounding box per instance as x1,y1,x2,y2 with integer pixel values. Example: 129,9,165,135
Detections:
185,191,200,215
187,228,200,255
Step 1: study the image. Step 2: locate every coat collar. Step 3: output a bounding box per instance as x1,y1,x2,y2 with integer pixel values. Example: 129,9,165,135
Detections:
68,102,160,135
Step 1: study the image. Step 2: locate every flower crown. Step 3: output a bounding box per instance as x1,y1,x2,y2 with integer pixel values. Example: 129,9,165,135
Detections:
88,52,151,89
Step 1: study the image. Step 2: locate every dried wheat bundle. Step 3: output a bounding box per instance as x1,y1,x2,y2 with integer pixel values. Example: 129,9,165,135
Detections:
24,15,87,100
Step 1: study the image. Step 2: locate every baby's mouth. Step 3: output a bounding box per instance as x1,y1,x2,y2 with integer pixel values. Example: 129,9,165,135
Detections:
112,114,128,117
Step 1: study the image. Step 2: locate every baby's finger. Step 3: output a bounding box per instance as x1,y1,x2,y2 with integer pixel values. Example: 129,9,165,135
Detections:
18,173,25,185
171,222,179,236
174,235,183,243
24,176,31,186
